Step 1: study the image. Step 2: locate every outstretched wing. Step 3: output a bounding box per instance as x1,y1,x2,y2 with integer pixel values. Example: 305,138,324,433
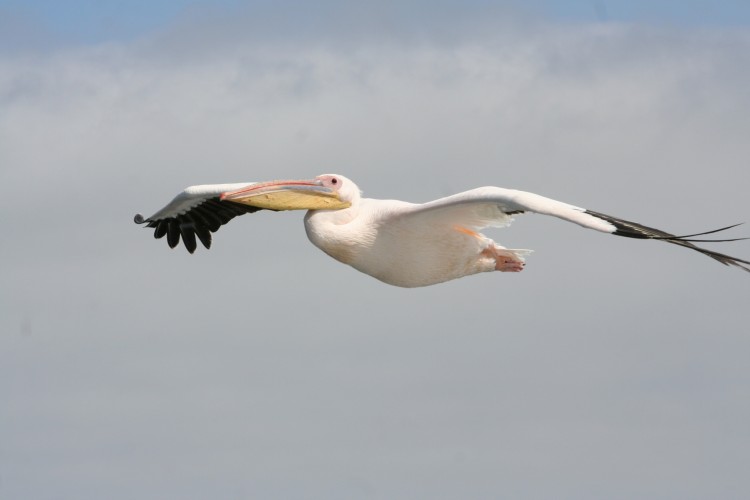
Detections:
134,183,270,253
401,186,750,272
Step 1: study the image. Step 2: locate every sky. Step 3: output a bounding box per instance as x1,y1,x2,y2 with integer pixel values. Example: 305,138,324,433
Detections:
1,1,750,499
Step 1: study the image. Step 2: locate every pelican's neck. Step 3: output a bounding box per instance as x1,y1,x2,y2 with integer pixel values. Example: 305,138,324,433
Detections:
304,200,359,226
303,196,370,265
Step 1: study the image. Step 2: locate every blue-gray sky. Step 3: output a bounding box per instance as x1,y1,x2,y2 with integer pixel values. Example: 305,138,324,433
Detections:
3,0,750,46
1,2,750,499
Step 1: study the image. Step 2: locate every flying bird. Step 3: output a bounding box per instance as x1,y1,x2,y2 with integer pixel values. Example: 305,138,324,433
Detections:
134,174,749,287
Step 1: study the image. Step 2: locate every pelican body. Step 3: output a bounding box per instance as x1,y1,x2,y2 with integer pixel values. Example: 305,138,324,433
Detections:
135,174,749,287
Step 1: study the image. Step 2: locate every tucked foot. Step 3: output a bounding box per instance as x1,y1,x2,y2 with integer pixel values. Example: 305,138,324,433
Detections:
496,255,525,272
482,246,528,272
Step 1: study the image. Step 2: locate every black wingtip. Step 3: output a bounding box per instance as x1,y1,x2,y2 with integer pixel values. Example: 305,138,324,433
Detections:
585,209,750,273
138,196,265,253
647,222,747,242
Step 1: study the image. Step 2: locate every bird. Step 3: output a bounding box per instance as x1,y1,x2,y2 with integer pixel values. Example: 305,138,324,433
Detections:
134,174,749,287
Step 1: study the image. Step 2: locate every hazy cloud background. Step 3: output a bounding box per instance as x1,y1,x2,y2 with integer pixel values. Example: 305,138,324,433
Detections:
2,1,750,499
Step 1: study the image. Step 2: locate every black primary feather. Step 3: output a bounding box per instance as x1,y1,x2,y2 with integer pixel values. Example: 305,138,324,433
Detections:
585,210,750,273
134,197,267,253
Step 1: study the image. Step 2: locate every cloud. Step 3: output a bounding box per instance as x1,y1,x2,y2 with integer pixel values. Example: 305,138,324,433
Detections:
1,11,750,500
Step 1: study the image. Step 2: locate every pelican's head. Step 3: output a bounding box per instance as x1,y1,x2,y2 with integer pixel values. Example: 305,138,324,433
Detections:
220,174,358,211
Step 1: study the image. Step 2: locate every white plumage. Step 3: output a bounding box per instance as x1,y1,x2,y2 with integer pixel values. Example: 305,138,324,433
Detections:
135,174,749,287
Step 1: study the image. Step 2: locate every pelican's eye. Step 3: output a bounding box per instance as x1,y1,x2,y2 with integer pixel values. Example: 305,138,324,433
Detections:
320,175,342,189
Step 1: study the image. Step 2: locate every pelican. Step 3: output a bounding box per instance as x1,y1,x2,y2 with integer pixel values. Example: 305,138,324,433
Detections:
134,174,749,287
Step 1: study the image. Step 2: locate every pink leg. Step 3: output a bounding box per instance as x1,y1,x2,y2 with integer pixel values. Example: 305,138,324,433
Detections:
482,247,526,272
495,255,525,272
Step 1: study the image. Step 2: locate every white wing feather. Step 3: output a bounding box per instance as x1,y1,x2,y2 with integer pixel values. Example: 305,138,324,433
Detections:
394,186,749,272
402,186,617,233
139,183,255,222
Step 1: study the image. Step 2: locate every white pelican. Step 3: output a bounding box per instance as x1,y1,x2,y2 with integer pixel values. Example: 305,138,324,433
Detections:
134,174,749,287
